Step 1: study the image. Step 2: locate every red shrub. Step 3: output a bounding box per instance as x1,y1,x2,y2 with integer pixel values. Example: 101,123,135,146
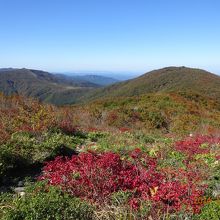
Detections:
58,120,77,134
216,155,220,160
107,112,118,124
87,127,100,132
153,181,204,213
40,151,161,202
119,127,131,133
175,135,220,157
40,150,205,213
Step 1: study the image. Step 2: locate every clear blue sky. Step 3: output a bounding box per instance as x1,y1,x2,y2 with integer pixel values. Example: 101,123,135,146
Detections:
0,0,220,74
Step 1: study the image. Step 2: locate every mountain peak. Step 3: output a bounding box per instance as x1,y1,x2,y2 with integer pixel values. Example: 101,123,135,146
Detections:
84,66,220,101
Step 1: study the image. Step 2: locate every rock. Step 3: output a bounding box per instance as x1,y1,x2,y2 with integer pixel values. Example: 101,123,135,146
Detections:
17,180,24,187
213,183,220,197
14,187,26,197
19,191,25,197
14,187,25,193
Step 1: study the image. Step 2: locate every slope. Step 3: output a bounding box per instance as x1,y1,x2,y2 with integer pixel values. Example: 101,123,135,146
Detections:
0,68,99,105
84,67,220,101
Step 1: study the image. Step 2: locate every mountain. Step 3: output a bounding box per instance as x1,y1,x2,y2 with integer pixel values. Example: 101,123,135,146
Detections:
83,66,220,101
1,66,220,106
57,71,139,81
0,68,99,105
55,74,119,86
70,75,119,86
0,68,15,72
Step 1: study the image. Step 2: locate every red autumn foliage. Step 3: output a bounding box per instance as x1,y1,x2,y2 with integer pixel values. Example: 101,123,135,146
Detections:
216,155,220,160
107,112,118,124
153,181,203,213
87,127,100,132
175,135,220,157
129,198,140,210
119,127,131,133
40,151,161,201
58,120,77,135
40,150,205,213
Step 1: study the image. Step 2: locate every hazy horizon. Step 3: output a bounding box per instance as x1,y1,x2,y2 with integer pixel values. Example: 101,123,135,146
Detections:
1,66,219,77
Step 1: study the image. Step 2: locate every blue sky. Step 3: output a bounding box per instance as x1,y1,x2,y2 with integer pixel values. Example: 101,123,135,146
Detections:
0,0,220,74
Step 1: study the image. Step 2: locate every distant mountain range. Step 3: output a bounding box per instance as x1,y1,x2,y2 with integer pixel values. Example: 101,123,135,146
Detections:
1,66,220,105
84,66,220,102
0,68,99,105
54,74,119,86
57,71,139,81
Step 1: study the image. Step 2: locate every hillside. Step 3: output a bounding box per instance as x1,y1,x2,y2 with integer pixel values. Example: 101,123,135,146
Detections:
72,91,220,134
2,66,218,106
0,68,99,105
1,93,220,219
55,74,119,86
84,66,220,101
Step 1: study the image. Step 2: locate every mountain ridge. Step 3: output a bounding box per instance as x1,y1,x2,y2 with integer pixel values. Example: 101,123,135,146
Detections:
54,74,119,86
1,66,220,105
0,68,99,105
82,66,220,102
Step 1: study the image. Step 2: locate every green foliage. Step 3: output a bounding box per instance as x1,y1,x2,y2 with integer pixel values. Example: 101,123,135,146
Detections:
87,131,107,142
110,191,152,218
193,201,220,220
75,91,220,135
1,182,94,220
134,133,157,144
195,153,217,166
111,191,132,206
0,130,85,183
4,131,81,163
204,164,220,197
147,111,168,129
159,150,186,169
137,201,152,219
0,146,18,181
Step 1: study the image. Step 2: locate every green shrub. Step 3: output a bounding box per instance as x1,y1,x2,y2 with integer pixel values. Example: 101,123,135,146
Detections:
0,131,85,183
159,150,186,168
111,190,132,206
204,164,220,197
4,131,82,163
87,131,107,142
147,111,168,129
193,201,220,220
195,153,217,167
134,133,156,144
1,182,94,220
0,146,17,182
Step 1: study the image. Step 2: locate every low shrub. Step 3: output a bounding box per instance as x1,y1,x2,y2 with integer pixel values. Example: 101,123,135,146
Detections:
0,147,18,182
0,130,84,183
40,150,205,215
193,200,220,220
1,182,94,220
175,135,220,158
